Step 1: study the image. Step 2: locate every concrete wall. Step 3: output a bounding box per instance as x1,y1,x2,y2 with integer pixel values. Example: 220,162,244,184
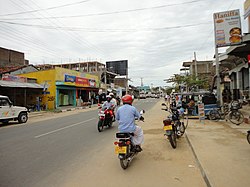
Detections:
0,47,25,67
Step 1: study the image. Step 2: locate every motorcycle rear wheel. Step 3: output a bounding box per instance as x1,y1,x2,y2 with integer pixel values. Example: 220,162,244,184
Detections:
120,158,129,169
97,120,104,132
168,133,177,149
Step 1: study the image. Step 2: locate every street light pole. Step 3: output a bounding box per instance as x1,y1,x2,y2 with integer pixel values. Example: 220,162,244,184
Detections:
125,67,128,94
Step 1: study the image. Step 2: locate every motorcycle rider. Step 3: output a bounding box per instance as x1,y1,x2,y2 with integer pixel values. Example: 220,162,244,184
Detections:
102,95,114,111
109,92,117,121
116,94,144,152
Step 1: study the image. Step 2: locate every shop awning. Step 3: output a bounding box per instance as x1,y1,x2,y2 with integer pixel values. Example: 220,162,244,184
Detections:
0,80,43,89
226,43,250,57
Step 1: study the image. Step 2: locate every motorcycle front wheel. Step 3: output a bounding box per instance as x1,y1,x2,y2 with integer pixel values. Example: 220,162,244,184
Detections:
97,120,104,132
228,111,244,125
168,132,177,149
120,158,129,169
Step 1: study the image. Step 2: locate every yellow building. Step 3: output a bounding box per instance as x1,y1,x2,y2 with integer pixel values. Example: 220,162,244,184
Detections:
20,67,99,109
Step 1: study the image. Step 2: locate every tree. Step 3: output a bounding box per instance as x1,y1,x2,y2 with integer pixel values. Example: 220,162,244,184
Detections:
165,74,210,92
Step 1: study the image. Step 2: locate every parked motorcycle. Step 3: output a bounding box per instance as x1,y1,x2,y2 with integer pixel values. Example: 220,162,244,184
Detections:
114,110,144,169
97,107,114,132
162,104,187,149
247,130,250,144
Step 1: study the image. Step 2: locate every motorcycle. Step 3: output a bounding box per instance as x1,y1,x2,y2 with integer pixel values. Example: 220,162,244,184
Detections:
114,110,144,169
162,104,187,149
247,130,250,144
97,107,114,132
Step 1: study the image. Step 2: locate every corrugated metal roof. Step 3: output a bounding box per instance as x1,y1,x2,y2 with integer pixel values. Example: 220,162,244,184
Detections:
0,80,43,89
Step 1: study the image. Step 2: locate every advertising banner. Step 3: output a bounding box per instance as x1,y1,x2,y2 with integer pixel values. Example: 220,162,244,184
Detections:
244,0,250,19
2,74,27,82
76,77,89,87
214,9,242,47
64,74,76,83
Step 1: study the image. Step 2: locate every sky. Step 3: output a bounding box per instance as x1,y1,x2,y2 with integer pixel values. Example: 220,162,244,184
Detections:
0,0,248,87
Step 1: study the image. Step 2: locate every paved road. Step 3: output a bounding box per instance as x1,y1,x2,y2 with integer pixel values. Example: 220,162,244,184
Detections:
0,99,159,187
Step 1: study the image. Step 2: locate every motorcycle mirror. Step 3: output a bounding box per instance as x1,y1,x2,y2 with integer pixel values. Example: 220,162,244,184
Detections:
140,110,145,115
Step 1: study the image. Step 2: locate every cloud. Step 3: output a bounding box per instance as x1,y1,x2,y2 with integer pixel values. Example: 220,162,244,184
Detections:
0,0,247,86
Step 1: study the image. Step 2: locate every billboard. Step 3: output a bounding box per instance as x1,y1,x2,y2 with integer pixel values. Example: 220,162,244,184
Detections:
214,9,242,47
244,0,250,18
106,60,128,76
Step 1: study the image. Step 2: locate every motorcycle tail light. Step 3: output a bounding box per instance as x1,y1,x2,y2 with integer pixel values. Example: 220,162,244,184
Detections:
114,141,119,145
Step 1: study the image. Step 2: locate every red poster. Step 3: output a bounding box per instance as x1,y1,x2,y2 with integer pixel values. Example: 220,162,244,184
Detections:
76,77,89,86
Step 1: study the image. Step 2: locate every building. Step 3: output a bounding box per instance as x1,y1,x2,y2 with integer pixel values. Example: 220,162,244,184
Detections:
20,67,100,109
0,47,28,67
35,61,118,94
182,60,214,78
217,0,250,101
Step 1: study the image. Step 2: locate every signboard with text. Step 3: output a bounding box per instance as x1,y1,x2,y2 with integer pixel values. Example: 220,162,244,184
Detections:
244,0,250,18
214,9,242,47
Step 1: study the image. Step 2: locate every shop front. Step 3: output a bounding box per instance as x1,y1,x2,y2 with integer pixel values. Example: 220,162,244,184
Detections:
20,67,99,110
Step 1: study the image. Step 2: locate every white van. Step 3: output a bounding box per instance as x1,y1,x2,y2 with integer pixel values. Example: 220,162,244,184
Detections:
0,95,28,124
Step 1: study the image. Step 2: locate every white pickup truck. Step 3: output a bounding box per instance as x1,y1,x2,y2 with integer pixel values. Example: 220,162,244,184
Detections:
0,95,28,124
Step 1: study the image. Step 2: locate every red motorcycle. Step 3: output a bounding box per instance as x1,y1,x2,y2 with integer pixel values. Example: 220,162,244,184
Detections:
97,107,114,132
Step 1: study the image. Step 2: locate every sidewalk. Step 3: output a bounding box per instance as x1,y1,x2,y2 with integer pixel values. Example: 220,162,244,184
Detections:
185,113,250,187
148,99,250,187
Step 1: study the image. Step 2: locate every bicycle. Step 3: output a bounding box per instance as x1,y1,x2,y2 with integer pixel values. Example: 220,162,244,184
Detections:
209,100,244,125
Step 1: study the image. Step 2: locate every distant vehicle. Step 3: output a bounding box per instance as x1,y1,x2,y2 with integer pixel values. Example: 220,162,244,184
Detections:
0,95,28,124
139,93,146,99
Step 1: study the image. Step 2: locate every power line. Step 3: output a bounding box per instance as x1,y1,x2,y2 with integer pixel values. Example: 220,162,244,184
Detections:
12,0,106,58
0,0,207,20
0,0,91,17
0,20,212,32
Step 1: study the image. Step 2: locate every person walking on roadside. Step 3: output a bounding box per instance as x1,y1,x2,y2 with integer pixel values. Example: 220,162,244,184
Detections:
116,94,144,152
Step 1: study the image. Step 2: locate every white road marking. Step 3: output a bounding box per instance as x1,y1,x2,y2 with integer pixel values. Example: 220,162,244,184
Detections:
34,118,96,138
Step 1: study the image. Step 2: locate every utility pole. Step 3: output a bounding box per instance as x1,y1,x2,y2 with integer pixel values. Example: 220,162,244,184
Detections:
194,52,198,79
125,67,128,94
140,77,143,87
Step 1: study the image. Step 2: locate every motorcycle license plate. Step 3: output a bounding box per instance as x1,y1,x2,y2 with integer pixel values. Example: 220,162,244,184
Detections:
164,125,172,131
98,113,105,117
115,146,127,154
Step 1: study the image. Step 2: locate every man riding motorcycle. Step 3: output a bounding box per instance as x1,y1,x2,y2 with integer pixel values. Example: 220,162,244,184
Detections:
116,94,144,152
102,95,114,111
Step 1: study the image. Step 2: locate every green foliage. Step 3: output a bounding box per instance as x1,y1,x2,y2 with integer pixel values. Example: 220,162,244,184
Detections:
166,74,210,91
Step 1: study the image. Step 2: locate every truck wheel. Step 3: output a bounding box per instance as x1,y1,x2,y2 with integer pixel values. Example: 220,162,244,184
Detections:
18,112,28,123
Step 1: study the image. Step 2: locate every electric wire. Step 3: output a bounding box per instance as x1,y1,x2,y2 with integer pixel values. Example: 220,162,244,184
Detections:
0,0,207,20
0,0,91,17
11,0,106,59
0,24,70,59
0,20,212,32
26,0,107,57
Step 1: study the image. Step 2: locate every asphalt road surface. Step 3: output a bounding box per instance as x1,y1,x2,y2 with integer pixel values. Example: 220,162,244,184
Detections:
0,99,206,187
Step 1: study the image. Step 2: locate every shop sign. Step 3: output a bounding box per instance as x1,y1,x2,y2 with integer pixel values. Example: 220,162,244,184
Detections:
64,74,76,83
2,74,27,82
76,77,89,86
214,9,242,47
244,0,250,19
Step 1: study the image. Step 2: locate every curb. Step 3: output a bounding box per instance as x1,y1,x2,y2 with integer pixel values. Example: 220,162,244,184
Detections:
185,133,212,187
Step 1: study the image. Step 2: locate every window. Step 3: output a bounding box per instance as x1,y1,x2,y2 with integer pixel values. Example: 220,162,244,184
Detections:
0,99,10,106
